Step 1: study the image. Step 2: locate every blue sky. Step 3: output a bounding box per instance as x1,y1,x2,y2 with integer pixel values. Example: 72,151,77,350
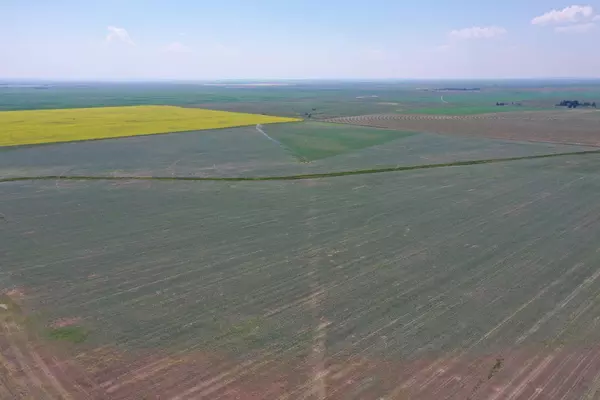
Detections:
2,0,600,80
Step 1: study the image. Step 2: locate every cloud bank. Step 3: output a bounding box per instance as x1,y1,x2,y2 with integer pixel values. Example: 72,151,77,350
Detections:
531,5,594,25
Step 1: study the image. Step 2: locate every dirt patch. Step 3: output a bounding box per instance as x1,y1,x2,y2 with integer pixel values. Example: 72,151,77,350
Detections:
327,112,600,147
3,287,26,299
4,327,600,399
4,289,600,399
70,346,310,400
0,297,101,399
69,345,600,399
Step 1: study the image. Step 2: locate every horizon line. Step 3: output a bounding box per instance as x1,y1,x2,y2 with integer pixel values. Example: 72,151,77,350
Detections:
3,77,600,84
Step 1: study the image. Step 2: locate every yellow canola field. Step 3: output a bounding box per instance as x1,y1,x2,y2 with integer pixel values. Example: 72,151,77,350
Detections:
0,105,300,147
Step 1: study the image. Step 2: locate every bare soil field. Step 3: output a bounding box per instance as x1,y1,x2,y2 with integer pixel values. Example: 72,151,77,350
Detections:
328,110,600,146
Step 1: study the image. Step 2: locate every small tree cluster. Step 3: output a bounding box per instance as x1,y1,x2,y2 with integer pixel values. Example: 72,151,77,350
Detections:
556,100,597,109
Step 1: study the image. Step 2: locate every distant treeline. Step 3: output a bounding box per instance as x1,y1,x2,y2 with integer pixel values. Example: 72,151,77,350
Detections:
556,100,597,108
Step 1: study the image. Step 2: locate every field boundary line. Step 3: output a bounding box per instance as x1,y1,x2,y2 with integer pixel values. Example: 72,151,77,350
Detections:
2,149,600,184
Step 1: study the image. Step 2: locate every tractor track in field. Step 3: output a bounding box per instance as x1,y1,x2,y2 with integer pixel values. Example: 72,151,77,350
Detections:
0,294,101,399
256,124,309,163
2,148,600,184
5,331,600,399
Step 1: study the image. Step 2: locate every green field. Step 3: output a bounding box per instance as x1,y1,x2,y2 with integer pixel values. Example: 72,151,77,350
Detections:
265,122,416,161
5,155,600,352
4,154,600,397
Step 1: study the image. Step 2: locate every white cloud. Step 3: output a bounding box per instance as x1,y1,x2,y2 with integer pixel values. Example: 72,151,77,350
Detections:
449,26,507,39
532,5,594,25
106,26,135,45
555,22,596,33
593,15,600,21
164,42,192,53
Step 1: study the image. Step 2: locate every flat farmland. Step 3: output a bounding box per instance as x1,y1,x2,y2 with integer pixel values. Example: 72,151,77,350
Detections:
5,82,599,118
0,125,301,179
0,105,299,147
4,154,600,398
0,122,591,180
329,110,600,146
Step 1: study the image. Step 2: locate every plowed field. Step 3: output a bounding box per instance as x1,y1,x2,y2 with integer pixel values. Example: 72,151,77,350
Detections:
328,111,600,146
4,154,600,398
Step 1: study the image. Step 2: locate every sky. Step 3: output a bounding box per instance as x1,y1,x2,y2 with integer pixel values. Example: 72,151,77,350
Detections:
1,0,600,80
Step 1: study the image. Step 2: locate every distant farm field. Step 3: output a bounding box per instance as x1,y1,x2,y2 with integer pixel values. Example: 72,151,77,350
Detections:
0,105,299,147
0,123,590,180
329,110,600,146
407,105,542,115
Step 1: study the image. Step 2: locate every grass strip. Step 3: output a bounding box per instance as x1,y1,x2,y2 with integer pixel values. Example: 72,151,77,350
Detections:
2,149,599,184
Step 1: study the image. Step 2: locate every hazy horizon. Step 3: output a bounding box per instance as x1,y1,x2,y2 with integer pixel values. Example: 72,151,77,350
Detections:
3,1,600,80
3,78,600,84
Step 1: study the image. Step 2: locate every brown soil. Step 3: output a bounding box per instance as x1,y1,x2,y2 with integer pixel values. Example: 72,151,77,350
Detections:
327,111,600,147
3,287,26,299
4,287,600,399
4,323,600,399
0,295,101,399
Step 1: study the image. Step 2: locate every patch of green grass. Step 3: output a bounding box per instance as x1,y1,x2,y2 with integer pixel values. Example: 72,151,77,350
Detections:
265,122,416,161
47,326,89,343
